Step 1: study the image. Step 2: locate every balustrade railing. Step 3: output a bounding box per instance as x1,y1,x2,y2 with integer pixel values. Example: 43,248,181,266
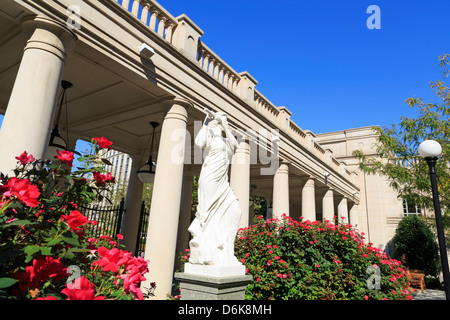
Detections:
118,0,178,44
254,89,280,120
111,0,356,183
197,41,241,91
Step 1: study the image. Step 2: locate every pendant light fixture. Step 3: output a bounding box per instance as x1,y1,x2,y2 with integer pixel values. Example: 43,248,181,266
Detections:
47,80,72,158
137,121,159,183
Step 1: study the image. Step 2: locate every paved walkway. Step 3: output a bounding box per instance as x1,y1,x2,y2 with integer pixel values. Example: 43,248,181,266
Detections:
413,289,446,300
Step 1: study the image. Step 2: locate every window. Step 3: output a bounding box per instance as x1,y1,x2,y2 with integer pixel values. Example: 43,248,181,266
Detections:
402,199,422,216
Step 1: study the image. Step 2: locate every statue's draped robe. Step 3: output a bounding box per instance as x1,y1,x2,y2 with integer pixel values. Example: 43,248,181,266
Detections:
188,124,241,265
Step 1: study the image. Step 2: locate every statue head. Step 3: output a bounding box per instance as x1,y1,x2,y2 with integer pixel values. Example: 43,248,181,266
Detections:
208,112,227,135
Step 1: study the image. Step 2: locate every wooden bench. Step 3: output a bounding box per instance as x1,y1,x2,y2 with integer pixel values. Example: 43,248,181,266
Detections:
406,269,425,293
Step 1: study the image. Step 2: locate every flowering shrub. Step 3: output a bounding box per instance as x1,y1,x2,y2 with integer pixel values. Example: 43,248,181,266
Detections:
235,214,414,300
0,138,153,300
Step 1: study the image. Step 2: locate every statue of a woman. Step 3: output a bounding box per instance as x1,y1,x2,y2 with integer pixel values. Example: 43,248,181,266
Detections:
188,108,242,266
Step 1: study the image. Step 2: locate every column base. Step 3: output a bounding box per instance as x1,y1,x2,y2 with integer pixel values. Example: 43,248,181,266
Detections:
174,271,252,300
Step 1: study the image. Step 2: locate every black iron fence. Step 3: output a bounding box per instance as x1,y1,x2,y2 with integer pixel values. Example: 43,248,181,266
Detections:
135,201,150,257
79,198,125,239
79,198,150,257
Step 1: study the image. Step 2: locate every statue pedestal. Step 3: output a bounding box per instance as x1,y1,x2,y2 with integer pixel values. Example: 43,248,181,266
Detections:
174,263,252,300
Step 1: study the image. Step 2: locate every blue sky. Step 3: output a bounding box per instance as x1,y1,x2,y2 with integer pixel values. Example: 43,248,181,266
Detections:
1,0,449,144
159,0,450,133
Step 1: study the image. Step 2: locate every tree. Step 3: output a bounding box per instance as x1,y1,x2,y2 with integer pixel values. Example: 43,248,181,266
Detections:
392,215,440,277
353,54,450,216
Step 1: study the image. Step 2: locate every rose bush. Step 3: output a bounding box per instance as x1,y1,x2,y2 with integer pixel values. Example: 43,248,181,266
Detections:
0,137,154,300
235,214,414,300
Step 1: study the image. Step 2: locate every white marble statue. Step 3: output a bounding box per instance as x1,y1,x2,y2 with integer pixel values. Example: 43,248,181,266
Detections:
188,108,242,267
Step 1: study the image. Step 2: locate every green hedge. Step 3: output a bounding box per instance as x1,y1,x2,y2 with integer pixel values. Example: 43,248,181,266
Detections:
235,215,414,300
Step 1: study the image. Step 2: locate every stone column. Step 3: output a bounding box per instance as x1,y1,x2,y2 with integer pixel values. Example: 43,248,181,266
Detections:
302,177,316,221
0,16,76,174
142,98,191,299
175,169,194,270
349,204,359,228
120,155,144,254
272,161,289,219
322,188,335,223
337,197,349,224
230,137,250,228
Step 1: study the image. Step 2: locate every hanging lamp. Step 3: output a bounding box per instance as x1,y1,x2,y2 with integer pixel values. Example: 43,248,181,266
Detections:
137,121,159,183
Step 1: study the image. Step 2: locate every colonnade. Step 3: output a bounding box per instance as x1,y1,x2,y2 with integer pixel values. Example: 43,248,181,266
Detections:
0,15,358,300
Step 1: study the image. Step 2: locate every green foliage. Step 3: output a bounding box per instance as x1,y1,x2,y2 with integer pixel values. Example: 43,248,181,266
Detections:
393,215,440,277
0,138,151,300
353,54,450,215
235,215,414,300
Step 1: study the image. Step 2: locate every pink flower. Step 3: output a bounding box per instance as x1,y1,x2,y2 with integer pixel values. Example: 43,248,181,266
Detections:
35,296,58,300
4,177,40,207
12,256,67,296
315,264,320,268
54,150,74,167
93,171,115,185
92,137,113,149
61,276,105,300
15,151,34,165
92,247,131,273
61,210,90,231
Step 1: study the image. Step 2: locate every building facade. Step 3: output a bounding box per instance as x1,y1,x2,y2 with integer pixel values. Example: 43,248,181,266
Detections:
0,0,405,298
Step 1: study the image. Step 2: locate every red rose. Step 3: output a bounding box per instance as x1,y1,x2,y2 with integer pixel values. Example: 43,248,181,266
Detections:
92,137,113,149
61,210,90,231
15,151,35,165
93,171,115,185
61,276,105,300
4,177,40,207
34,296,58,300
12,257,67,296
54,150,74,167
92,247,131,273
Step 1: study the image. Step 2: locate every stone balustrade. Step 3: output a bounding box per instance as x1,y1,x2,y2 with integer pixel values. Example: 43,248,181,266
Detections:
118,0,178,44
254,89,280,120
111,0,357,183
197,41,240,92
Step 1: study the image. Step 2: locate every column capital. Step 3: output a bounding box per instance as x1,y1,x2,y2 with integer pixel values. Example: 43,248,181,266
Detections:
161,97,193,120
21,15,77,60
276,161,290,175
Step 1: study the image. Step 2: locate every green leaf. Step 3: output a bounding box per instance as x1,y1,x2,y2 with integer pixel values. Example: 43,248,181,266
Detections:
40,247,52,256
61,231,80,246
0,277,18,289
23,245,40,263
2,219,36,227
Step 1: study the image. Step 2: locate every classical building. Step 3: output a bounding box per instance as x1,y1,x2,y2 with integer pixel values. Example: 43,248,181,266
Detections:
0,0,404,299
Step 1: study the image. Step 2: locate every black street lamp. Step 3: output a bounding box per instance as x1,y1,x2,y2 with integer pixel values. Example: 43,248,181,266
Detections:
418,139,450,300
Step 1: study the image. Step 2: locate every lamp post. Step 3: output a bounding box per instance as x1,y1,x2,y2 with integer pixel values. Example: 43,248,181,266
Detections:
418,139,450,300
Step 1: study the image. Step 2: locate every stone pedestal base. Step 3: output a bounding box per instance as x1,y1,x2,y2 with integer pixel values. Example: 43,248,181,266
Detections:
174,264,252,300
